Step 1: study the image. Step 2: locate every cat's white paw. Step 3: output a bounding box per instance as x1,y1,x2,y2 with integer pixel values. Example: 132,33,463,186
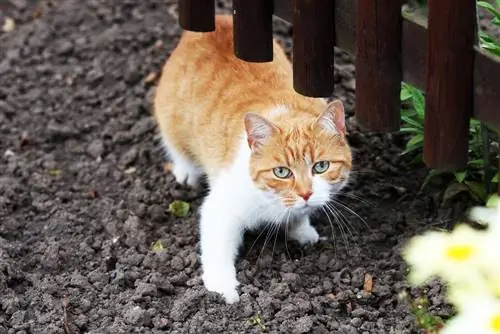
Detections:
202,270,240,304
290,221,320,246
171,163,199,188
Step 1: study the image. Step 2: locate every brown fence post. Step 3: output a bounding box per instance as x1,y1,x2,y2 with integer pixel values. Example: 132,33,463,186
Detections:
424,0,476,170
178,0,215,32
233,0,274,62
292,0,335,97
355,0,402,132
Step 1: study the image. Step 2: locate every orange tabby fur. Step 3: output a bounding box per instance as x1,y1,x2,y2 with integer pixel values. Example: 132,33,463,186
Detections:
154,15,352,193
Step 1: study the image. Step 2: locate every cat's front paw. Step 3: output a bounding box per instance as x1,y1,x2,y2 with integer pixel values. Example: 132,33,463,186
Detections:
290,220,320,246
171,163,200,188
202,270,240,304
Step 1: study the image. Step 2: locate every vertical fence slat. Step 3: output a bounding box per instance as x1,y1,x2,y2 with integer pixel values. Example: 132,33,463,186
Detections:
178,0,215,32
424,0,476,170
292,0,335,97
355,0,402,132
233,0,274,62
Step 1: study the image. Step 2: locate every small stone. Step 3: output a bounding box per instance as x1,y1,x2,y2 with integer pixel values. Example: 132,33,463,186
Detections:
134,282,158,297
3,149,15,157
124,305,151,326
55,40,73,55
87,139,104,158
153,316,169,329
120,147,138,166
281,272,302,291
47,120,80,140
294,316,314,333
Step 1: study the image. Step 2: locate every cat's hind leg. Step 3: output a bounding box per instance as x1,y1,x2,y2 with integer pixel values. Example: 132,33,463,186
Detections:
162,137,202,188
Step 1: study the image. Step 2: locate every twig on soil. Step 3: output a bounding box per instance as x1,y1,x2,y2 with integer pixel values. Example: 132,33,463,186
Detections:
61,295,73,334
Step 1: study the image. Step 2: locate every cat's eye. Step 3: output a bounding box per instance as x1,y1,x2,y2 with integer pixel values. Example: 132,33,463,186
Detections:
312,161,330,174
273,167,292,179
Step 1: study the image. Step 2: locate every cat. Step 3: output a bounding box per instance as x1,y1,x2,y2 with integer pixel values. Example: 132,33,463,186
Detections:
153,15,352,303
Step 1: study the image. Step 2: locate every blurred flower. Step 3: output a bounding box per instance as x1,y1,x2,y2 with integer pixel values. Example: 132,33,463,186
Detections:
440,297,500,334
402,224,486,286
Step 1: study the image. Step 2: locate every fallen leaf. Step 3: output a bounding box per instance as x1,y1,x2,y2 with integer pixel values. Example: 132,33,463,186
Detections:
124,167,136,174
153,39,164,50
164,162,173,172
19,132,31,148
2,17,15,32
168,200,190,217
87,189,99,199
48,168,61,176
325,293,336,300
363,273,373,293
143,72,158,84
151,239,164,252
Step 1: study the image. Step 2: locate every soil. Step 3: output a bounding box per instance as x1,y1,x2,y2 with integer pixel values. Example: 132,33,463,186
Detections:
0,1,488,333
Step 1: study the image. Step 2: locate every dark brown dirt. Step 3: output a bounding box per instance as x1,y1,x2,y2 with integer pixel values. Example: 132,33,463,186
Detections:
0,1,477,333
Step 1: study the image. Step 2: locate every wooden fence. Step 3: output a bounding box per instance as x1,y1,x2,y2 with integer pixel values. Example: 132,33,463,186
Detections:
177,0,500,175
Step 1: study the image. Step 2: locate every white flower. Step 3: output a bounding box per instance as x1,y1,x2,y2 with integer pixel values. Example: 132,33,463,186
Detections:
440,297,500,334
469,194,500,235
402,224,486,287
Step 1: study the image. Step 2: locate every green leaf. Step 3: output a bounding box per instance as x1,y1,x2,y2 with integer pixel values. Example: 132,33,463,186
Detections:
399,127,422,134
478,1,500,22
464,180,489,203
401,116,424,130
400,85,412,101
406,133,424,149
492,173,499,183
486,194,500,207
421,169,448,189
467,159,485,169
48,168,61,176
168,200,190,217
408,86,425,118
454,171,467,183
442,182,470,203
151,239,164,252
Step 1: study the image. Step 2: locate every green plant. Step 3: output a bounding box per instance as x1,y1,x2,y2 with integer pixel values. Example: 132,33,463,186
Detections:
249,314,266,333
478,0,500,57
399,83,498,203
399,291,444,334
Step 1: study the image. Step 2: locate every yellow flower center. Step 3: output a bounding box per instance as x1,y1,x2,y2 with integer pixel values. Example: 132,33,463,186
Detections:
445,244,474,261
490,313,500,331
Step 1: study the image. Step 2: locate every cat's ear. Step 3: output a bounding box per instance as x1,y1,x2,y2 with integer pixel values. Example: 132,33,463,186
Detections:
244,113,278,150
315,99,346,135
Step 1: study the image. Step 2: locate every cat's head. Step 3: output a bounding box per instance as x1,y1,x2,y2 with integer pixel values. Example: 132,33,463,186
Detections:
244,100,352,215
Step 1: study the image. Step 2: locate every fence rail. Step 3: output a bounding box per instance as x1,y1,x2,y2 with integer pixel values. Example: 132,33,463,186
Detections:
177,0,500,174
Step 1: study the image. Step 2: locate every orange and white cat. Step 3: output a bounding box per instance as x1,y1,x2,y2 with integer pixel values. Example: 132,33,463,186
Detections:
154,15,352,303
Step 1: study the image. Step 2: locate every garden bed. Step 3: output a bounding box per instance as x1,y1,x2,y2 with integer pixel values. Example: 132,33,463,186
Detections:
0,0,490,333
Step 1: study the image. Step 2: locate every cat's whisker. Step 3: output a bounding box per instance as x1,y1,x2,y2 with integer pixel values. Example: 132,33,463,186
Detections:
336,192,372,206
330,198,371,231
326,202,362,255
244,199,283,256
322,203,352,252
320,206,339,254
283,208,292,261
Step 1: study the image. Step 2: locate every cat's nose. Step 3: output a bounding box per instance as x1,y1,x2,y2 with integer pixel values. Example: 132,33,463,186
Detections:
298,191,313,201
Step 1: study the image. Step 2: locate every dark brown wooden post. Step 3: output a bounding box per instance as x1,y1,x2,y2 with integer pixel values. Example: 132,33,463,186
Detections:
178,0,215,32
424,0,476,170
292,0,335,97
233,0,274,62
355,1,402,132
